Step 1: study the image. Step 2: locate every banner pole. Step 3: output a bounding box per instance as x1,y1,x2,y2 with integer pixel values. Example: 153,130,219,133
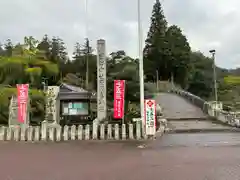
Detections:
122,80,126,125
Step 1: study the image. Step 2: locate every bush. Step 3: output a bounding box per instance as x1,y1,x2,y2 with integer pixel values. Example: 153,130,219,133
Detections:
0,87,45,124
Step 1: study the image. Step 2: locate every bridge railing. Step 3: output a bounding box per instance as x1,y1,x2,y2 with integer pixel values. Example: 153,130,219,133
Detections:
170,87,240,127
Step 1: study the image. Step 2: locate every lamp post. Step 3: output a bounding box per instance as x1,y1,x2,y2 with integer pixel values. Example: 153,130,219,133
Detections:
209,49,218,103
137,0,145,126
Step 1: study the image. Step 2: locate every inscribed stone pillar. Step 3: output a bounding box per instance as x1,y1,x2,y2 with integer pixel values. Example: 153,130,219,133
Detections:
97,39,107,121
46,86,60,123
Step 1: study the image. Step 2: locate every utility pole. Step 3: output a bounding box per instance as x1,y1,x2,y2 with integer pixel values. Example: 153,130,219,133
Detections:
209,49,218,103
85,0,89,89
156,70,159,91
137,0,145,126
85,38,89,89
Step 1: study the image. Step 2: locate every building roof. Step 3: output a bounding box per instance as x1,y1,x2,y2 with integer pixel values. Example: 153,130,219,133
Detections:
60,83,88,93
58,83,96,100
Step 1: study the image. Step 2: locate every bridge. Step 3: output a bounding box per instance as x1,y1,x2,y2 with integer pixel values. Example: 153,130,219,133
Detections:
156,92,237,133
153,84,240,150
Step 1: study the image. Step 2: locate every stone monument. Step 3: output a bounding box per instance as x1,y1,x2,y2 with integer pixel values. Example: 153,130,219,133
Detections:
97,39,107,121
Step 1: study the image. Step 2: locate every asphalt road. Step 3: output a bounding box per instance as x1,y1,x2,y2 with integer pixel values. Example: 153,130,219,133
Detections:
1,133,240,180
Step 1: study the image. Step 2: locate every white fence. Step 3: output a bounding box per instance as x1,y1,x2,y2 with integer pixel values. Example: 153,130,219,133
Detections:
170,88,240,127
0,122,144,141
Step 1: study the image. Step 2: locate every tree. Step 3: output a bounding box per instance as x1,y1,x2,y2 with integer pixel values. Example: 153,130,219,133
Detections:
0,37,59,87
67,40,97,90
107,51,140,120
50,37,68,64
187,51,214,98
37,34,51,60
0,43,4,56
165,25,191,87
4,39,13,57
143,0,168,81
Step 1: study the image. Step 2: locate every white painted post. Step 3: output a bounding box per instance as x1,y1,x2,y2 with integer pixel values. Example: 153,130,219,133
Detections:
34,126,40,141
107,124,112,140
129,124,134,140
70,125,76,140
27,126,33,141
235,119,240,127
20,126,26,141
114,124,119,140
56,126,62,141
13,126,20,141
100,124,105,140
92,123,98,140
41,123,47,141
49,127,55,141
142,122,146,139
136,122,141,140
224,114,228,124
0,126,6,141
6,127,12,141
63,125,69,141
85,125,90,140
122,124,126,140
77,125,83,140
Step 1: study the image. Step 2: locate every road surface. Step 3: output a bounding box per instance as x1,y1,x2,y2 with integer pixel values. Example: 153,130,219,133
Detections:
1,135,240,180
155,93,206,119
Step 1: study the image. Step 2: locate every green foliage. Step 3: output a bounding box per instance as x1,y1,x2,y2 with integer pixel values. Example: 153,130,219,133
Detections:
143,0,191,88
0,87,44,124
107,51,140,104
165,25,191,87
224,75,240,85
0,37,59,87
144,0,168,81
187,52,214,99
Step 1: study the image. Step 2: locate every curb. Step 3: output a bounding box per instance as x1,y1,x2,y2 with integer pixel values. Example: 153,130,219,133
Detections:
167,117,208,121
166,128,240,134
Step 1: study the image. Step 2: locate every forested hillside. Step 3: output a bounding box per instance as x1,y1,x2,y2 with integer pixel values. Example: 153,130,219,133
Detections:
0,0,239,124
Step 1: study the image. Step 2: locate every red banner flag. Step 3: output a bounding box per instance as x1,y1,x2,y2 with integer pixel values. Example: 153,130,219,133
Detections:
113,80,125,119
17,84,29,123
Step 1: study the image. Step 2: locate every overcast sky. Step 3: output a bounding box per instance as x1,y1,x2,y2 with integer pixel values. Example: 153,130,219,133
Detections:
0,0,239,68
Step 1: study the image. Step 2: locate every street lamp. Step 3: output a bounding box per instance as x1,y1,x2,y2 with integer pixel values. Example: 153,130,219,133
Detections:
137,0,145,126
209,49,218,103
